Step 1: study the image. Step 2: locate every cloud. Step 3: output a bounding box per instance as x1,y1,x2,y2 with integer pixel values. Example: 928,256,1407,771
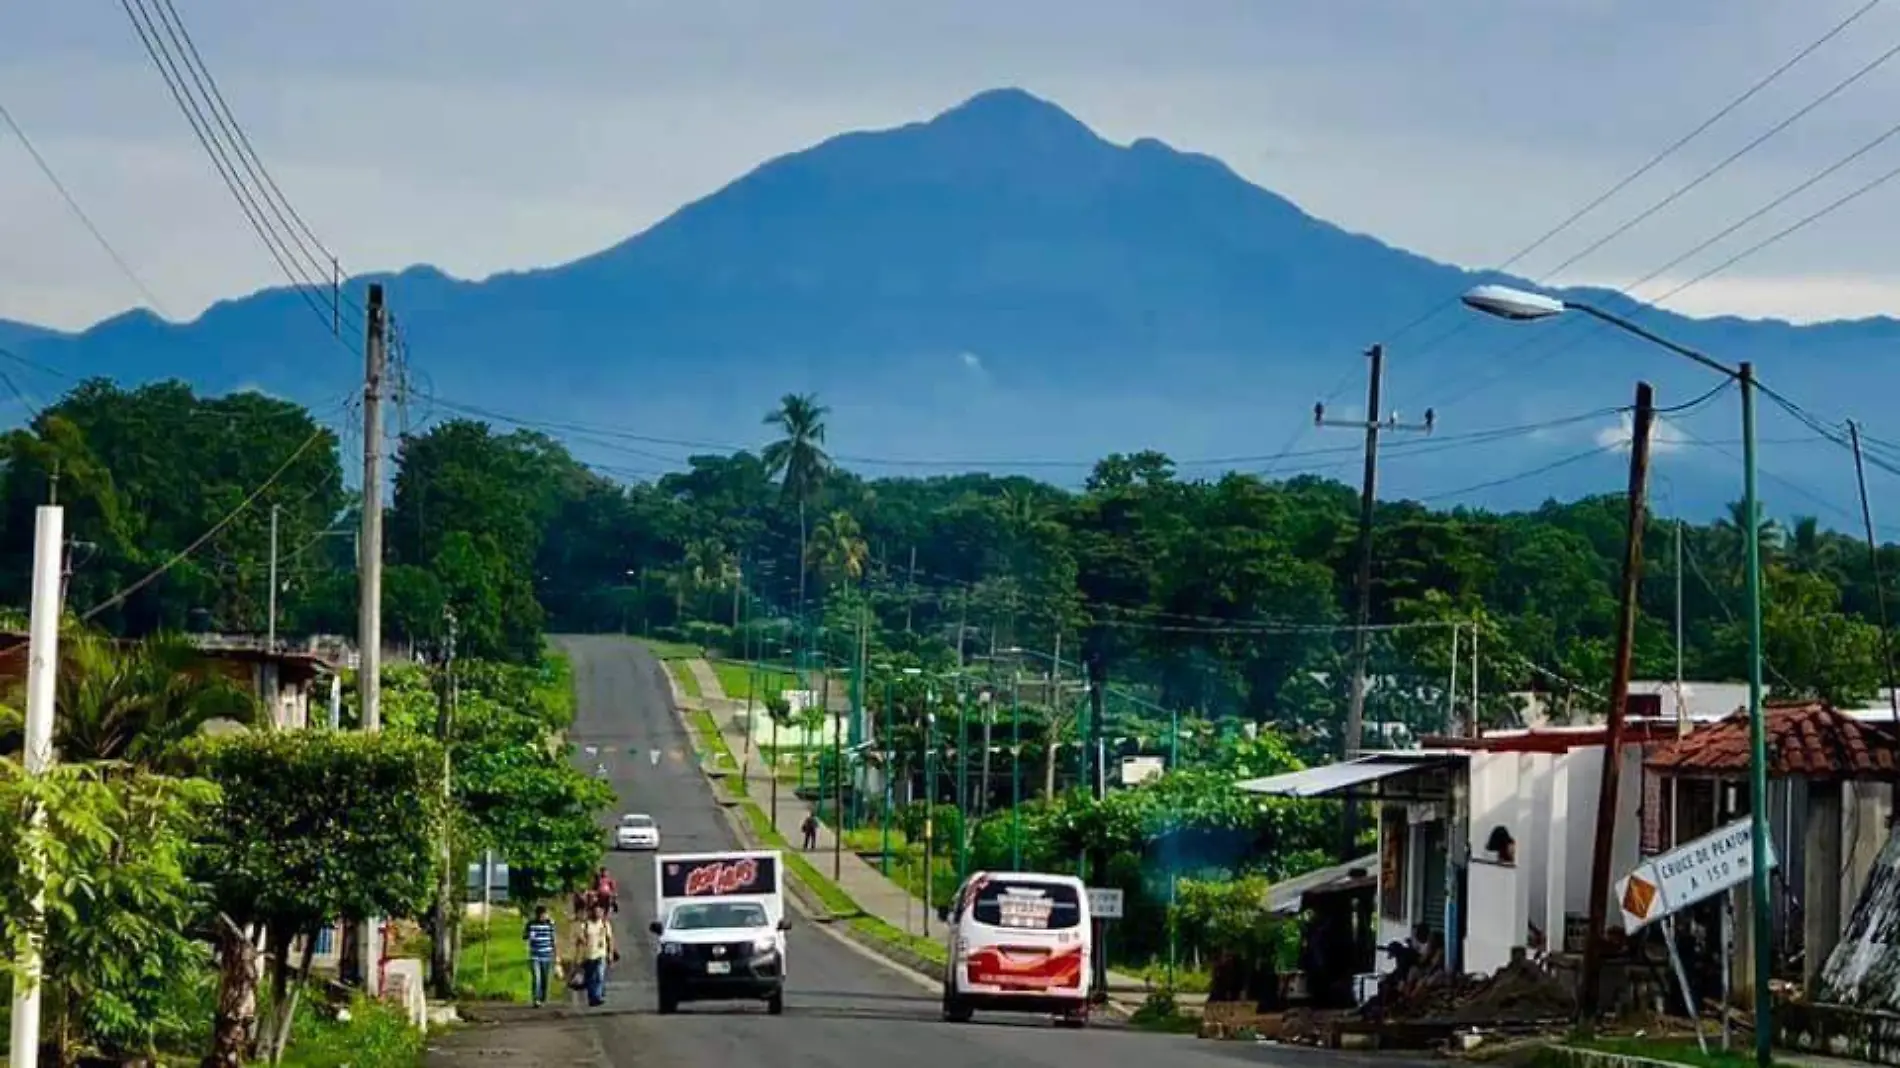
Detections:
8,0,1900,328
1596,412,1686,454
958,351,985,373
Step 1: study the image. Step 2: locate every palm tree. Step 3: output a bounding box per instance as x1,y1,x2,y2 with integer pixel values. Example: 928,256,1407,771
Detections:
684,537,738,618
806,511,869,590
7,632,256,770
761,393,832,639
1786,515,1836,576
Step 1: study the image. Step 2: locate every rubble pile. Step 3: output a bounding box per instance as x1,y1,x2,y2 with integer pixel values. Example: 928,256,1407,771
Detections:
1377,958,1576,1024
1448,958,1577,1024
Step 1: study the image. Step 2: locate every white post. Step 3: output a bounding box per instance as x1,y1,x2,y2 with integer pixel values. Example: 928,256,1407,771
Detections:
328,674,342,730
9,505,64,1068
267,503,280,650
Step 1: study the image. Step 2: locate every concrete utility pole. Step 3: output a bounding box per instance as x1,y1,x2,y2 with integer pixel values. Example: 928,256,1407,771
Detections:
354,282,388,997
1578,381,1655,1029
267,503,280,650
430,608,459,999
1316,344,1433,857
8,506,63,1068
359,283,388,730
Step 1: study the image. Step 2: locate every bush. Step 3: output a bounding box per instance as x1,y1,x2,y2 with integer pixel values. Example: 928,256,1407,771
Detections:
683,620,733,652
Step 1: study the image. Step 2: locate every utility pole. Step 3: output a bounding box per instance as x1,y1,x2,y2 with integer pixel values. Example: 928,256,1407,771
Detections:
1848,421,1900,796
905,547,917,633
359,282,388,730
1314,343,1433,858
8,506,63,1068
430,608,458,999
355,282,388,997
1578,381,1655,1030
267,503,280,650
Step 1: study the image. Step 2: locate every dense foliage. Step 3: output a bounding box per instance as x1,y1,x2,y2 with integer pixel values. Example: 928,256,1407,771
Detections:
6,378,1888,726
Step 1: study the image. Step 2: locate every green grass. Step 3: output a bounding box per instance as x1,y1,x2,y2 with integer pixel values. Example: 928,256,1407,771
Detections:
1132,960,1213,994
1568,1039,1777,1068
687,709,748,794
711,660,800,702
641,638,706,660
280,992,426,1068
455,908,533,1002
666,659,703,698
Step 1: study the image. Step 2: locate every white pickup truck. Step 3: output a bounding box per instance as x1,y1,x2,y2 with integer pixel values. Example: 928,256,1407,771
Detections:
648,850,791,1015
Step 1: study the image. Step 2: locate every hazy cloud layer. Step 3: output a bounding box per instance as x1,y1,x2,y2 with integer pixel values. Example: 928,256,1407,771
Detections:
6,0,1900,329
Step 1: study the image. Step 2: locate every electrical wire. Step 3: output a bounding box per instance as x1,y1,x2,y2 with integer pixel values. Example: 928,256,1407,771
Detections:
1373,0,1889,349
82,423,337,619
117,0,361,350
0,101,171,317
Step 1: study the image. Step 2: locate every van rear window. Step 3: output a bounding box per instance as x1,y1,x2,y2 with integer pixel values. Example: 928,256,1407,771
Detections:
971,881,1082,930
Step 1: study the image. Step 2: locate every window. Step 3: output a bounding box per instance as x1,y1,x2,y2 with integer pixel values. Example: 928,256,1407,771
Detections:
971,880,1082,930
669,902,768,930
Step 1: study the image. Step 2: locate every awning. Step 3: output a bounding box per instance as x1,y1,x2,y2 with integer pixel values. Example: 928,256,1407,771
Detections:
1263,853,1378,914
1234,753,1455,798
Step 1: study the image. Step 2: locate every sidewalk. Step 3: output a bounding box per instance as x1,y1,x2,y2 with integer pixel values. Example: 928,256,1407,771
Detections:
702,702,1198,1014
686,659,725,701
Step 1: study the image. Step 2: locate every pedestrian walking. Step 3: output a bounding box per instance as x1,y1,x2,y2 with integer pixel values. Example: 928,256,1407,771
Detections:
523,905,560,1007
801,813,819,851
594,866,620,913
574,904,617,1007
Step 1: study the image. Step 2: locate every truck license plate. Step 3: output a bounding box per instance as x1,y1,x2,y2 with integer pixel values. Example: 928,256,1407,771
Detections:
706,961,730,975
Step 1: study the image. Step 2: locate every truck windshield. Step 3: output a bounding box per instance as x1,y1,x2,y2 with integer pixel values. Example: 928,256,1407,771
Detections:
669,902,768,930
971,880,1082,930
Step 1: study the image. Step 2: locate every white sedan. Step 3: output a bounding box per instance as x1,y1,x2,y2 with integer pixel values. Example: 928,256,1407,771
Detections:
615,813,660,851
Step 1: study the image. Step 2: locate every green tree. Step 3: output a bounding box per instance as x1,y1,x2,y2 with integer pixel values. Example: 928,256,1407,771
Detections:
761,393,832,624
0,762,215,1066
190,730,444,1065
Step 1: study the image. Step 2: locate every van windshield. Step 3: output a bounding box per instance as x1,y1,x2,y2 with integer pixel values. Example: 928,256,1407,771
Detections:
971,880,1082,931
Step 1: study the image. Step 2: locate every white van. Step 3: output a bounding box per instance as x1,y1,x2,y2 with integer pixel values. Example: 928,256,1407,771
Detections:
937,870,1093,1027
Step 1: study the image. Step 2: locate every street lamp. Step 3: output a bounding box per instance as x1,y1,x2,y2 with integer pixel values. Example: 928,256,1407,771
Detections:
1462,283,1770,1065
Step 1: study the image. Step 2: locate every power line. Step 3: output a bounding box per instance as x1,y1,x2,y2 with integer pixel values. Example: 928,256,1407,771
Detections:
1374,0,1888,348
117,0,359,349
0,101,171,317
81,422,338,620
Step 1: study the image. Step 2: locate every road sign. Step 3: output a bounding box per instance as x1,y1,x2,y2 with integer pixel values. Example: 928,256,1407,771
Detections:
1087,887,1124,920
1616,816,1778,932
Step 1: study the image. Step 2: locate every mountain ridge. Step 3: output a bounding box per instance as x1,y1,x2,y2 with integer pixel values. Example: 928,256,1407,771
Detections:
7,87,1896,515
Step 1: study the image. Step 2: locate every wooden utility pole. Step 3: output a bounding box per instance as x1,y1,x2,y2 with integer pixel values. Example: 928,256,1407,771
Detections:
1578,380,1655,1030
1315,344,1433,857
905,547,917,633
1847,421,1900,801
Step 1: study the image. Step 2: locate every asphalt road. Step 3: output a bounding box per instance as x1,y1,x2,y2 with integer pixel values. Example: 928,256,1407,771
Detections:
429,634,1409,1068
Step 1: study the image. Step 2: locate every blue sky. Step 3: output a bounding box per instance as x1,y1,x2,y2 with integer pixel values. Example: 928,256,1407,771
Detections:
7,0,1900,330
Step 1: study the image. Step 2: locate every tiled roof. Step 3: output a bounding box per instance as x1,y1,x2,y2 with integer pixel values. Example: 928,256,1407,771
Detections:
1646,701,1900,780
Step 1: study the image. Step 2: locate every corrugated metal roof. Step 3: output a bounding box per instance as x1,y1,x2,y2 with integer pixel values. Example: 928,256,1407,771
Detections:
1263,853,1378,914
1234,753,1454,797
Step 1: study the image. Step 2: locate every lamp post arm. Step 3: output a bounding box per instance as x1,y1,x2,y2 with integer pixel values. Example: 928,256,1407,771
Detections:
1568,301,1737,380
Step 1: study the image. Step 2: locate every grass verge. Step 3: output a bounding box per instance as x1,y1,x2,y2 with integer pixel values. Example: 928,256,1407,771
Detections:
280,992,427,1068
455,908,532,1002
687,710,748,795
1568,1038,1773,1068
711,660,800,703
641,639,706,660
667,660,703,698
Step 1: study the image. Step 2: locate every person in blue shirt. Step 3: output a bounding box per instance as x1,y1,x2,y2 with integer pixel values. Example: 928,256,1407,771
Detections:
523,905,561,1006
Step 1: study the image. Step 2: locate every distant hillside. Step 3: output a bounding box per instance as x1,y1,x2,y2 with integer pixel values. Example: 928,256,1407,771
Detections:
10,88,1896,515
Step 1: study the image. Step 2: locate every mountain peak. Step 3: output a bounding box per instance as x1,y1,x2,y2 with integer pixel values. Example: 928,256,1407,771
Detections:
924,87,1099,145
